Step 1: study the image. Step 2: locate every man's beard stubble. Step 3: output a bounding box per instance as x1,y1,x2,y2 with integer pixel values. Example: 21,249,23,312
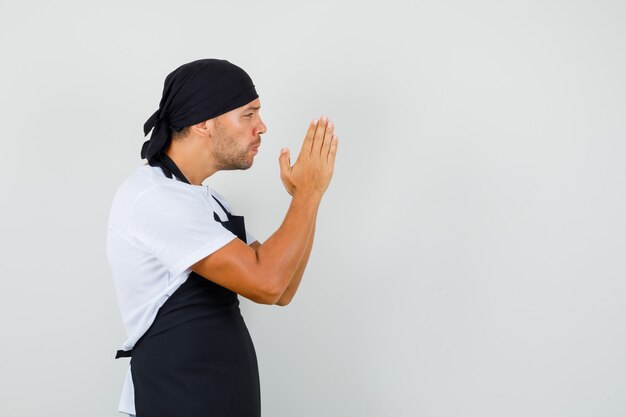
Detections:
212,132,256,171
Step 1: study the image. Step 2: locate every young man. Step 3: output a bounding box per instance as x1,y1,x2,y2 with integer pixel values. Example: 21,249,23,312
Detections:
106,59,338,417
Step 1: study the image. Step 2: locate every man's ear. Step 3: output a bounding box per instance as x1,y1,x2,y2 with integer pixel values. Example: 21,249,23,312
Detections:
189,119,213,137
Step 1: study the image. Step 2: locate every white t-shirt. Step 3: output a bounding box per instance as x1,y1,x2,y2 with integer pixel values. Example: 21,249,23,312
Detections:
106,164,256,415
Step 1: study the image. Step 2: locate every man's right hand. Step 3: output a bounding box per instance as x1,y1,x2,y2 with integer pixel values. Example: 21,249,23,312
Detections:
279,116,339,198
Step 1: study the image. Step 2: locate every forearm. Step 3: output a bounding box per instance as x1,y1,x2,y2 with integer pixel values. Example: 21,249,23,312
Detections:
255,192,321,299
276,208,317,306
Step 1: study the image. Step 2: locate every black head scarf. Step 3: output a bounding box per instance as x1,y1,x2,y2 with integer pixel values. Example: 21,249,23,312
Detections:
141,59,259,164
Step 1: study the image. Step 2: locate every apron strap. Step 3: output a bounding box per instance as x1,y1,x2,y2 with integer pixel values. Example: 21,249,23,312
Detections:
149,151,191,184
211,195,233,216
115,349,132,359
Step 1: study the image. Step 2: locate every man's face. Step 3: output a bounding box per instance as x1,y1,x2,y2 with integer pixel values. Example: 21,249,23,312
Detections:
210,98,267,170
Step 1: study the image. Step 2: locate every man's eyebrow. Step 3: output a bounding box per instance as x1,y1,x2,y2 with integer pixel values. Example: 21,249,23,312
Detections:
243,105,261,111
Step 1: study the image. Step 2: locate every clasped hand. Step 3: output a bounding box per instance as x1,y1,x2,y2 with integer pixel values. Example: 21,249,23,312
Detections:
279,116,339,198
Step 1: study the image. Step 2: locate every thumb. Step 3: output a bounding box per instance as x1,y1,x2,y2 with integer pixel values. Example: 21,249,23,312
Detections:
278,147,291,174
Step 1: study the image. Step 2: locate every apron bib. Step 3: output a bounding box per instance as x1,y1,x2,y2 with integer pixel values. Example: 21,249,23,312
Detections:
116,154,261,417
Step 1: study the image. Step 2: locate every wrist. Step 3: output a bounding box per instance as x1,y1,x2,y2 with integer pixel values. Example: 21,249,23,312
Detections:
292,189,323,205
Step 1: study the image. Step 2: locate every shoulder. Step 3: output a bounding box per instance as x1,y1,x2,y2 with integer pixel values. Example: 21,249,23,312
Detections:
111,165,208,217
132,183,209,217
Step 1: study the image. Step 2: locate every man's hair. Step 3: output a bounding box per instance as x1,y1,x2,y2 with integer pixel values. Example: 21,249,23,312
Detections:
171,126,191,141
171,115,226,142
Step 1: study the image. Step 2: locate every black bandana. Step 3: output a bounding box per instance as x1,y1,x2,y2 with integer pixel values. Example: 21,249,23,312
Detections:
141,59,259,162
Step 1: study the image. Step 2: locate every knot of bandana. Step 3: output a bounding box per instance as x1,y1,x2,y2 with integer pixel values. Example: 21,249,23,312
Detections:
141,109,170,160
140,59,259,161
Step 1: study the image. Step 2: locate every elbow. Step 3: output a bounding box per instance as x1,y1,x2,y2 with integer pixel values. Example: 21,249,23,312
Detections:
257,292,282,305
251,290,279,305
273,284,294,306
249,267,291,305
254,279,286,305
268,286,290,306
275,297,292,307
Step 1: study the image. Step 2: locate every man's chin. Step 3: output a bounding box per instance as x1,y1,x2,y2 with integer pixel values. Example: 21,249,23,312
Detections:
222,161,254,171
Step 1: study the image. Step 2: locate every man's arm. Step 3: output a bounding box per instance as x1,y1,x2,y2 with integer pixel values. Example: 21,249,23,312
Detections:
190,117,338,305
191,192,320,304
249,207,317,306
276,218,316,306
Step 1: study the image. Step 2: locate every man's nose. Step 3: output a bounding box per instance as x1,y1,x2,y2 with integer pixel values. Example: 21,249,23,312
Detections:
257,118,267,135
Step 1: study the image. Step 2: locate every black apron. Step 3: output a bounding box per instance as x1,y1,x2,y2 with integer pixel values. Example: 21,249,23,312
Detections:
115,155,261,417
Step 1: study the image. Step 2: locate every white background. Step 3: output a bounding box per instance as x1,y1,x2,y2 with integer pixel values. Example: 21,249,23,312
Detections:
1,1,625,416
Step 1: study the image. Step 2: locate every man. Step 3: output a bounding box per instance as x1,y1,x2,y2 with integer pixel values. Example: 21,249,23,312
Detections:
106,59,338,417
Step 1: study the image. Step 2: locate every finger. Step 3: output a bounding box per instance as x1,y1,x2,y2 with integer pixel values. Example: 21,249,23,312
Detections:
301,119,318,159
321,120,334,157
279,147,291,174
327,135,339,168
311,115,328,156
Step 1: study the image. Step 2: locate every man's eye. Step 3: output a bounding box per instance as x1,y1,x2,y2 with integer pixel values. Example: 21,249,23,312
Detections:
245,113,254,118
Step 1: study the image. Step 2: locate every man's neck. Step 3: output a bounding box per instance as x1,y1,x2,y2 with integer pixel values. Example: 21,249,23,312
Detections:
165,143,217,185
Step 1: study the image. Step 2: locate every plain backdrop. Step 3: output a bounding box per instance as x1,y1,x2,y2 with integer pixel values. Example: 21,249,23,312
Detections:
1,1,625,416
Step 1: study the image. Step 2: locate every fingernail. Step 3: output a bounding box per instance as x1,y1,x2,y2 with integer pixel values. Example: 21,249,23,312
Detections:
313,119,318,125
328,121,333,128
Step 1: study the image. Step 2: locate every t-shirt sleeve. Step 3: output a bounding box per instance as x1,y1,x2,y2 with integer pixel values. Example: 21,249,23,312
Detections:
128,185,236,277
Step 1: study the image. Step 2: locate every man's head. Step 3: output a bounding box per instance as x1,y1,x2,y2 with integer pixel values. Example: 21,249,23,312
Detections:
169,97,267,171
141,59,261,165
